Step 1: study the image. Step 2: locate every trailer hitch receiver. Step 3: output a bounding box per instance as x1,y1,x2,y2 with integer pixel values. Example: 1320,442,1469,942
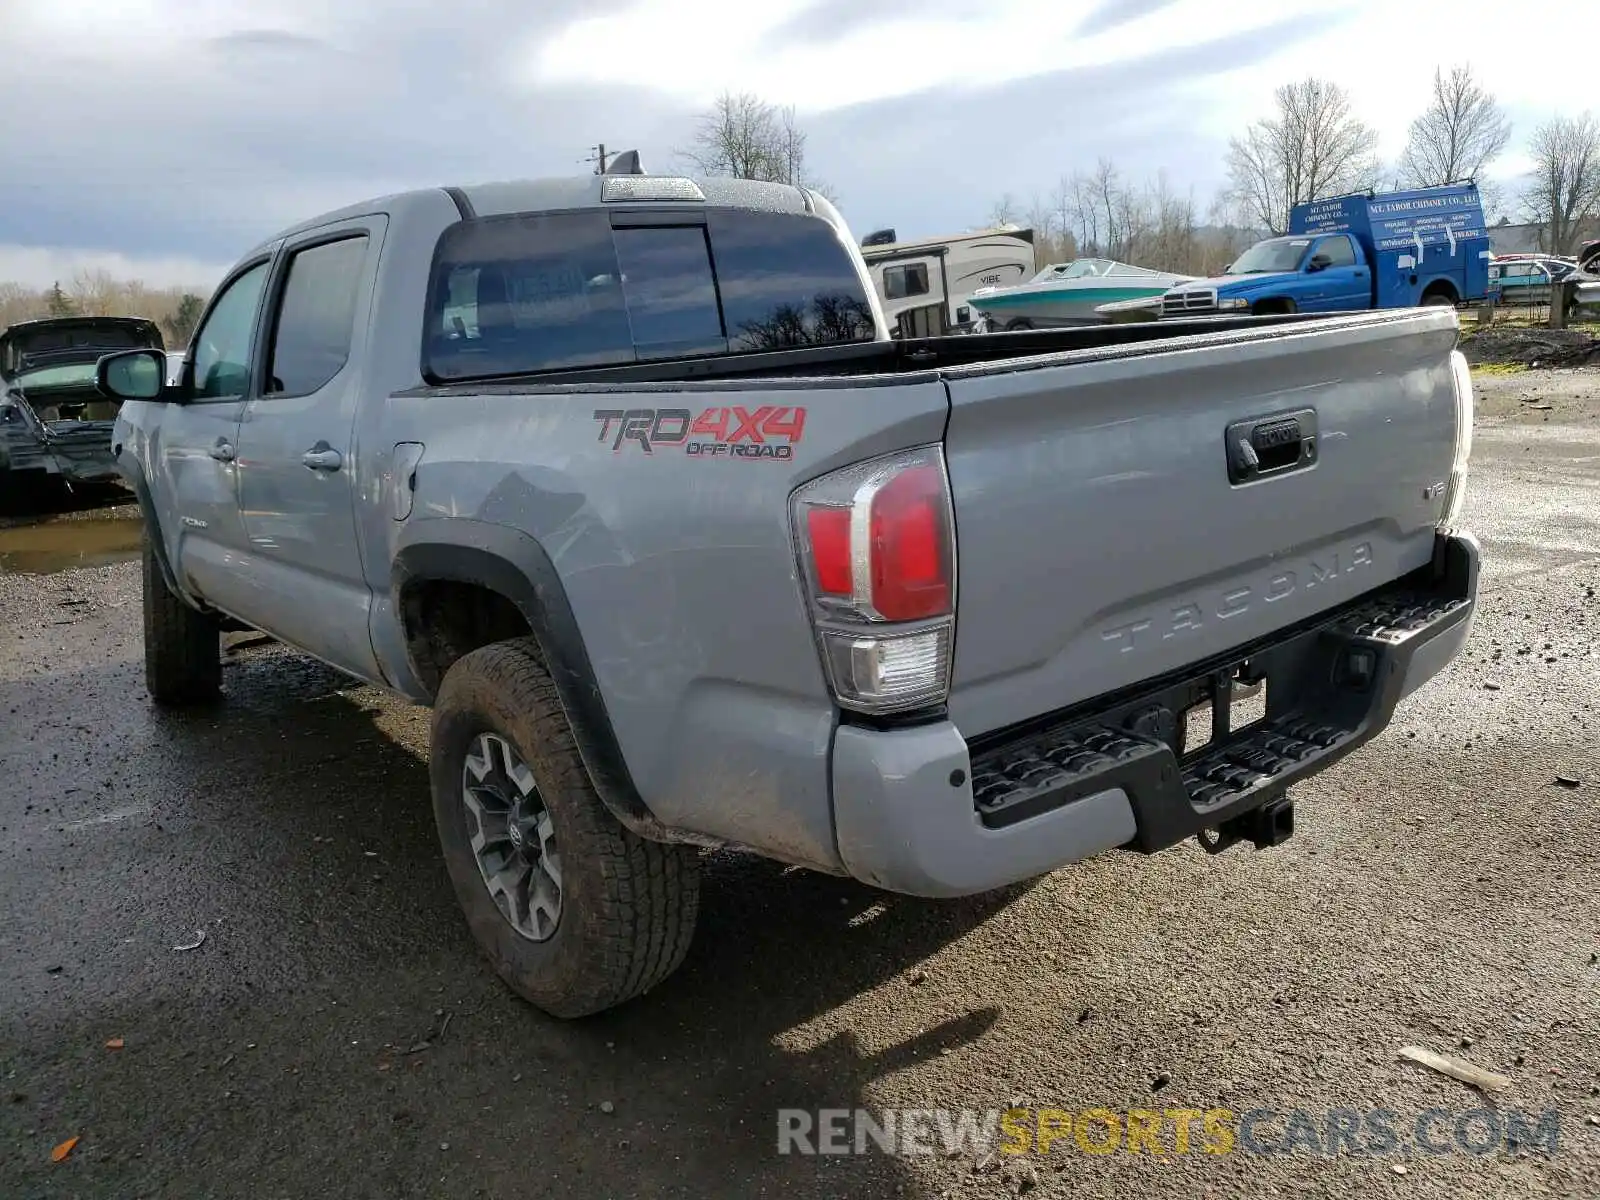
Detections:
1197,793,1295,855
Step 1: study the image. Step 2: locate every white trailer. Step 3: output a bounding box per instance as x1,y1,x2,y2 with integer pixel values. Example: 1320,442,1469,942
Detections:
861,226,1036,337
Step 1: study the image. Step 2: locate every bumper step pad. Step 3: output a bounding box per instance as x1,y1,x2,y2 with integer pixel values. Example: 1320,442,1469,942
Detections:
971,729,1169,829
1181,718,1346,810
1331,592,1470,646
965,564,1476,850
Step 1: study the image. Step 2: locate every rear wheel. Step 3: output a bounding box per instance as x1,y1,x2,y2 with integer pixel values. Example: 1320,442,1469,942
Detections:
1422,291,1457,308
429,637,700,1019
142,538,221,706
1004,318,1034,331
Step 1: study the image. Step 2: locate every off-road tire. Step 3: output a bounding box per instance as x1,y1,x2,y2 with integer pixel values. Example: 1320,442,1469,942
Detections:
429,637,700,1019
142,538,221,706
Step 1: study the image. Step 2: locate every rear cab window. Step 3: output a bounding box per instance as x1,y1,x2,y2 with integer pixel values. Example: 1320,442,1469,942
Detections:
423,208,876,382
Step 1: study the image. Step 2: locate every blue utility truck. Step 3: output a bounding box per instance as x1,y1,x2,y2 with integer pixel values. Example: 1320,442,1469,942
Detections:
1162,183,1491,317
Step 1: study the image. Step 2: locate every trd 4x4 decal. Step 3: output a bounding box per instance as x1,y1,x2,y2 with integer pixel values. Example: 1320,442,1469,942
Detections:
593,406,807,459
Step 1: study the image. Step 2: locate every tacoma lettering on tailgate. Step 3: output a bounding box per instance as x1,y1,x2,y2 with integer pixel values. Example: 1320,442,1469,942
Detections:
1101,542,1375,653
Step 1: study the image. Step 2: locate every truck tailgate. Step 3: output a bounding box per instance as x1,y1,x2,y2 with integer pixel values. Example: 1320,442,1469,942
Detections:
942,310,1462,738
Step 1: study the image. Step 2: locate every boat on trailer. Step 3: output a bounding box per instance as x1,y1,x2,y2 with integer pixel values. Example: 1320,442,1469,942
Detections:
969,258,1199,330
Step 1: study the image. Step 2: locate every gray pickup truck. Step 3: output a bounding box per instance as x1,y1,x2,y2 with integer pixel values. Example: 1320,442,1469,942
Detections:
97,165,1480,1018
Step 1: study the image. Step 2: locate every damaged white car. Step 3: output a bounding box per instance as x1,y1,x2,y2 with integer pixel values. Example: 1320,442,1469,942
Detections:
0,316,165,496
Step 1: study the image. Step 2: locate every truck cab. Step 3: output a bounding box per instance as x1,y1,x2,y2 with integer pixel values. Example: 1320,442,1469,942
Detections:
1163,183,1492,317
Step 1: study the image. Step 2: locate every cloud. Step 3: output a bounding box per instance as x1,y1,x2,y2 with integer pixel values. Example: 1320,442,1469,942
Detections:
1076,0,1184,38
807,10,1348,239
0,0,1595,287
761,0,973,47
0,1,686,273
0,245,229,291
207,29,325,50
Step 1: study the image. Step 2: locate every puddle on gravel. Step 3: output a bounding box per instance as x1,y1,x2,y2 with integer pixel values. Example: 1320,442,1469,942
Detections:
0,514,143,575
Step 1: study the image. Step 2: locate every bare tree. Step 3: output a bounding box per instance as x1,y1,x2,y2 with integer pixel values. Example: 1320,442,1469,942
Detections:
1522,112,1600,253
1023,194,1070,263
1089,158,1125,258
988,193,1020,226
1399,65,1511,188
1050,177,1077,261
1226,78,1382,234
69,268,119,316
0,275,213,334
679,92,835,198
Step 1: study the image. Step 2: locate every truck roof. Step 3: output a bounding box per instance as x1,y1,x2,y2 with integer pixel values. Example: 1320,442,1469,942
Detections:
249,174,821,257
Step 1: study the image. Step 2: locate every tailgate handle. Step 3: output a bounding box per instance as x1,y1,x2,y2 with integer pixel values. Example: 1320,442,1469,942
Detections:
1226,409,1318,485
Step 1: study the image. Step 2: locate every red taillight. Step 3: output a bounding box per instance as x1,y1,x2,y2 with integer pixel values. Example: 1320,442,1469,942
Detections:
791,446,956,714
794,451,954,623
868,464,951,620
806,506,853,595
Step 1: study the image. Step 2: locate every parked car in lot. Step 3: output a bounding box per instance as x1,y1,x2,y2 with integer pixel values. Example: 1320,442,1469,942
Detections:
1487,255,1579,306
0,316,164,494
97,165,1480,1018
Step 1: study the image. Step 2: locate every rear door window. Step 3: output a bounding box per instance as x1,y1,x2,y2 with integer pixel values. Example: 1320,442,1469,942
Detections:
423,208,877,381
265,235,369,396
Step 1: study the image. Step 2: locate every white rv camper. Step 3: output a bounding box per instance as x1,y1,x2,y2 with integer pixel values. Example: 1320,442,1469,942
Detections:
860,226,1036,337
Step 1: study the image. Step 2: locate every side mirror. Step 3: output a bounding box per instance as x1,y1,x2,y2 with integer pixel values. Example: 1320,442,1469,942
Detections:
95,349,167,401
1307,253,1332,273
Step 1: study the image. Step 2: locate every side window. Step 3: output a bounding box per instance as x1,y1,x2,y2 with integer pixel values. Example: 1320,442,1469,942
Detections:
883,263,930,300
265,236,369,396
1320,236,1357,268
191,261,269,401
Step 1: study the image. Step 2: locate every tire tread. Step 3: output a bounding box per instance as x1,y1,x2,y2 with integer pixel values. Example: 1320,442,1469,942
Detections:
142,537,221,706
431,637,698,1017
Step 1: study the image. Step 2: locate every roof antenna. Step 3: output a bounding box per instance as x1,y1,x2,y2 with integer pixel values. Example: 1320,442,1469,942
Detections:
603,150,645,176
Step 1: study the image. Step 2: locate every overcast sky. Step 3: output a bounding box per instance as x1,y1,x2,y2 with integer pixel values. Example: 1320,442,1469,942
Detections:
0,0,1591,290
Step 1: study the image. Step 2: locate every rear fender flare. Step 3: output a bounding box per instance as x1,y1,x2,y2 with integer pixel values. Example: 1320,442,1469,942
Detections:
391,519,684,843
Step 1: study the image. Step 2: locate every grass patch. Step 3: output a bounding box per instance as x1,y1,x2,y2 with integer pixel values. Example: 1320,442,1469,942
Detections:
1470,361,1528,375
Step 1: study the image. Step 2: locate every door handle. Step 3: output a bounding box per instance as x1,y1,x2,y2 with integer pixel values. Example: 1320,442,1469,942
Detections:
210,440,236,463
302,445,343,472
1225,408,1319,485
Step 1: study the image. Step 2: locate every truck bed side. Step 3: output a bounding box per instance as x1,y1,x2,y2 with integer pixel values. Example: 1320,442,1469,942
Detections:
380,376,950,873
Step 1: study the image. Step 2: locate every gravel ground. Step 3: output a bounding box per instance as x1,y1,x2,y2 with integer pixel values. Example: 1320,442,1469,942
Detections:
1,371,1598,1199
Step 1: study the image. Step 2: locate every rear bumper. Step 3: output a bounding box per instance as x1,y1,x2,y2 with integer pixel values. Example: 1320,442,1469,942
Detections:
44,431,120,482
831,531,1479,898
